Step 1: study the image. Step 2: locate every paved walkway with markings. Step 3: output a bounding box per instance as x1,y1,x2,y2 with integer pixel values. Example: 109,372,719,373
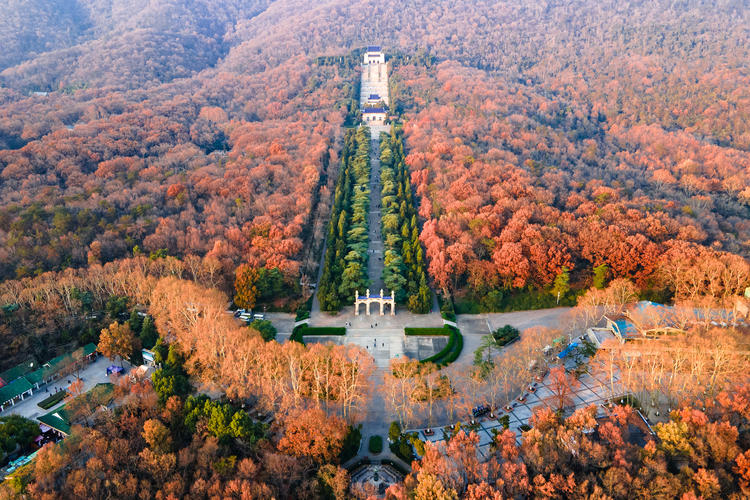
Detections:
406,366,625,459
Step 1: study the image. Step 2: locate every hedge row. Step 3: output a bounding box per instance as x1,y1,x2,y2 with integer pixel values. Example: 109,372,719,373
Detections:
442,331,463,364
37,390,67,410
290,324,347,343
419,326,463,366
301,326,346,336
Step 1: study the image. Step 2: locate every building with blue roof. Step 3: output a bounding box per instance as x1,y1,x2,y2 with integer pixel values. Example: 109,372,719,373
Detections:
362,107,387,123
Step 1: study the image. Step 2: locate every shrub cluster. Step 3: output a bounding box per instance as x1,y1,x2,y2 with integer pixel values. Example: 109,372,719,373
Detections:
368,435,383,454
37,391,68,410
492,325,520,346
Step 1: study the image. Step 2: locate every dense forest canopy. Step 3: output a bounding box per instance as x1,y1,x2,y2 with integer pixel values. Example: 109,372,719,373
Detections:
0,0,746,355
0,1,749,497
0,0,745,352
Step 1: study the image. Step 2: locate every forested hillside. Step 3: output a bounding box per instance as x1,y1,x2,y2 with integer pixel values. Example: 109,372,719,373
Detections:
0,53,356,367
1,0,749,498
0,0,747,365
0,0,281,89
397,60,749,309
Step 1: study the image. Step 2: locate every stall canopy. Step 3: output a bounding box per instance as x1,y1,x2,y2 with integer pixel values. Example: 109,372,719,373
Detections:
106,365,125,376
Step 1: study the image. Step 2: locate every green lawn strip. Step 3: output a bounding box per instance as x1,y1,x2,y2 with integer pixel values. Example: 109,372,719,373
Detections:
404,326,451,336
300,326,346,335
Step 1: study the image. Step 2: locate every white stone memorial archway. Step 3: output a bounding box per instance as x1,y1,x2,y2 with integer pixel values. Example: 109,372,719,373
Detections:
354,289,395,316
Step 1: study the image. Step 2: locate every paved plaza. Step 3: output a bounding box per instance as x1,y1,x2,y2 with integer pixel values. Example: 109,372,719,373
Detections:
407,367,626,459
304,306,447,368
454,308,573,365
302,328,448,368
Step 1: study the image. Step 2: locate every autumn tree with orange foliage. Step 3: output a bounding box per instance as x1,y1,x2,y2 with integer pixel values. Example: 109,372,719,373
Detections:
278,408,348,464
147,277,374,423
547,366,579,414
97,321,138,368
234,264,260,309
389,384,750,499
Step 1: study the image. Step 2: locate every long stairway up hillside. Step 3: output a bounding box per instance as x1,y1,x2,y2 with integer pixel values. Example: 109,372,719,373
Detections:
361,47,389,292
361,46,390,139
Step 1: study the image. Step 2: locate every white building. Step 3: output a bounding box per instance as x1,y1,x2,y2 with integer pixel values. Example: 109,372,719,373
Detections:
361,45,390,136
363,46,385,64
363,108,387,123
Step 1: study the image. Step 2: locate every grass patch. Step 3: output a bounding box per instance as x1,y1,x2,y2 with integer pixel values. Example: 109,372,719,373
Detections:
37,390,68,410
405,326,452,336
368,435,383,454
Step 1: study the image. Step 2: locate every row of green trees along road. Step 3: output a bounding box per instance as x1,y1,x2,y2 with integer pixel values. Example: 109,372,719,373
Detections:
318,126,371,311
379,127,431,313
